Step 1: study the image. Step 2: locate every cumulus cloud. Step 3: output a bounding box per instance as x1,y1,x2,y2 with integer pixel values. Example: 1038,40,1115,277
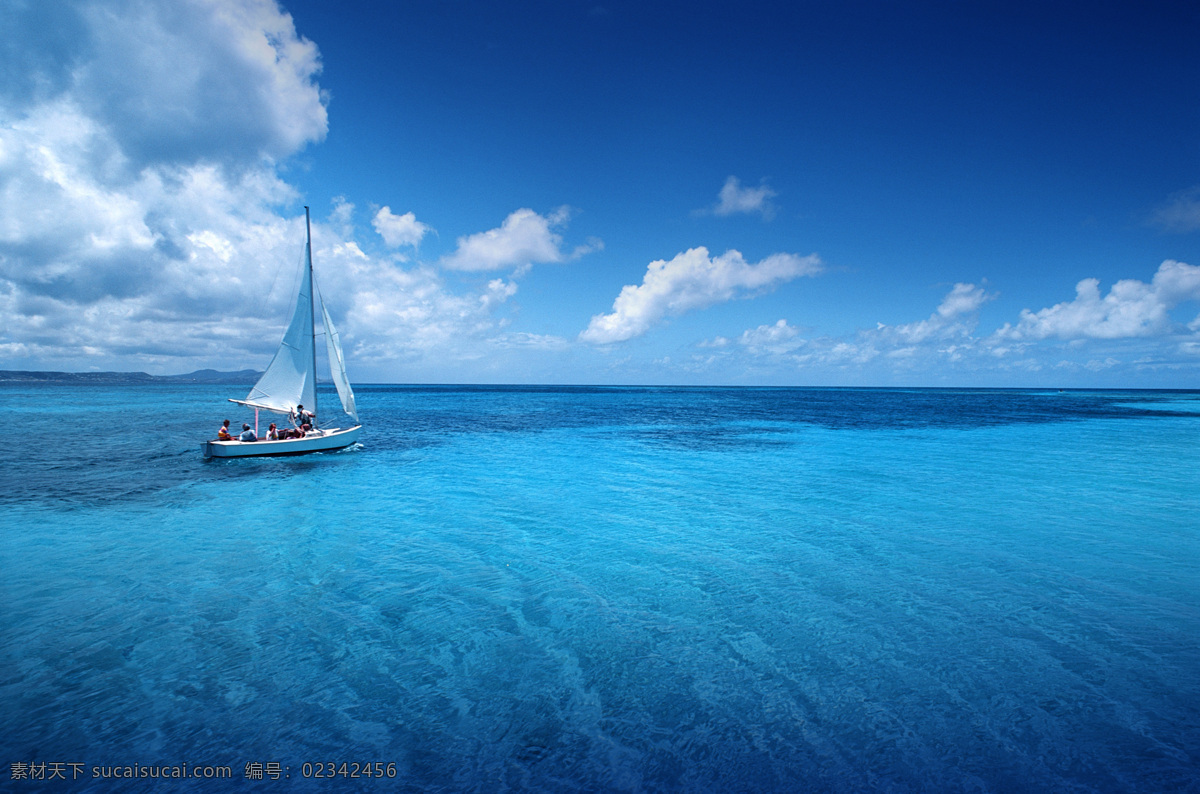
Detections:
688,269,1200,383
580,247,823,344
0,0,332,370
31,0,327,170
344,258,521,366
372,207,432,249
936,282,991,318
811,282,993,372
876,282,996,345
995,260,1200,341
700,283,993,378
0,0,529,378
737,319,805,355
710,176,778,219
440,207,599,272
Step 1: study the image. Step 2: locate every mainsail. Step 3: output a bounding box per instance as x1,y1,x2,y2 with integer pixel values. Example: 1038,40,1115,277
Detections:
239,208,358,425
244,245,317,416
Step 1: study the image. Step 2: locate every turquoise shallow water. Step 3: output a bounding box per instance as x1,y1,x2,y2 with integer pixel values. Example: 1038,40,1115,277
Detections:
1,385,1198,791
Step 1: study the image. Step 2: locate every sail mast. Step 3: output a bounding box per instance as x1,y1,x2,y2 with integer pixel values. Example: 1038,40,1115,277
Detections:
305,205,318,426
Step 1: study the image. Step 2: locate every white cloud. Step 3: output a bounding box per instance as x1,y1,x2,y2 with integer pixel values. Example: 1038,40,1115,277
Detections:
487,332,571,350
711,176,777,219
1085,357,1120,372
580,247,823,344
710,283,992,377
995,260,1200,341
738,319,805,355
824,341,880,366
936,282,991,318
692,270,1200,384
440,207,593,272
0,99,298,306
0,0,324,320
328,196,356,234
372,207,432,249
72,0,324,169
877,282,995,345
0,0,526,377
479,277,519,311
1151,188,1200,233
324,234,533,375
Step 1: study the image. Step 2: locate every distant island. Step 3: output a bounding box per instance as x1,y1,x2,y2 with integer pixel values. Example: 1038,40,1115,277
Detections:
0,369,264,385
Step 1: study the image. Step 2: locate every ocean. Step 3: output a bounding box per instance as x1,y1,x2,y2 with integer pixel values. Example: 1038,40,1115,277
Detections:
1,384,1197,792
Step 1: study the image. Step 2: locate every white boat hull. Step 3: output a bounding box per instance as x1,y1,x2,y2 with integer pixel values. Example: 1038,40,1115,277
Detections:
203,425,361,458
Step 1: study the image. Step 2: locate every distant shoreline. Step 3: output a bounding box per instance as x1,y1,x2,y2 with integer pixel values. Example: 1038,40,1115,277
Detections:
0,369,263,385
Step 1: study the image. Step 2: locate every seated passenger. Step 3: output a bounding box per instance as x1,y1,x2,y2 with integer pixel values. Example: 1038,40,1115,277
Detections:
266,423,279,440
217,419,233,441
239,423,257,442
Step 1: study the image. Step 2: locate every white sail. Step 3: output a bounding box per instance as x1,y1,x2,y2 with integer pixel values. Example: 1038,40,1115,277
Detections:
244,245,317,415
319,285,359,423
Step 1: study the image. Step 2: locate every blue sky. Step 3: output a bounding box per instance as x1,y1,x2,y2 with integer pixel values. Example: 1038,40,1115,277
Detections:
2,0,1199,385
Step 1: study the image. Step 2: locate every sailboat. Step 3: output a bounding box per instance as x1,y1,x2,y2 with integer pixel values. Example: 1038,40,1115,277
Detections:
203,207,362,458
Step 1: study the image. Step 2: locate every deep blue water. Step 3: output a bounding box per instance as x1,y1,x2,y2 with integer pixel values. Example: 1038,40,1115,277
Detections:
1,385,1198,792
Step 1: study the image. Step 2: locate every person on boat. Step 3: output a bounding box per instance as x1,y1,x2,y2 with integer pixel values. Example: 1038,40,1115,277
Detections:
217,419,233,441
239,423,257,442
266,423,279,440
291,404,315,432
